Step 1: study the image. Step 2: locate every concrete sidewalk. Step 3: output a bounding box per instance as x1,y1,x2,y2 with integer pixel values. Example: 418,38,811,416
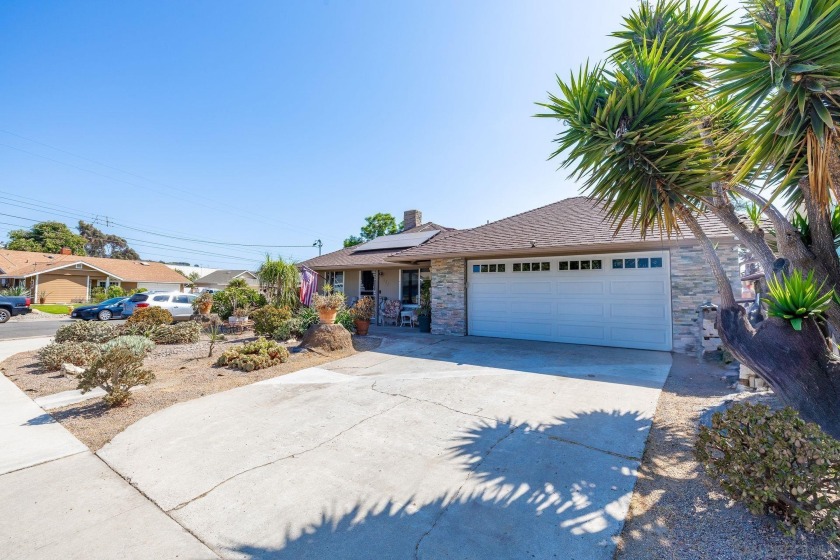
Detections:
0,338,217,559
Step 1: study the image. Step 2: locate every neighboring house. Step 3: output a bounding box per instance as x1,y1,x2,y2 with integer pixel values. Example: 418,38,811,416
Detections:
0,248,189,304
300,210,456,311
305,199,739,354
164,264,219,280
193,270,259,291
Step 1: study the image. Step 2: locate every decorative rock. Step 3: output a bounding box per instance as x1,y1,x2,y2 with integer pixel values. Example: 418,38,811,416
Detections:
61,363,85,378
298,323,353,355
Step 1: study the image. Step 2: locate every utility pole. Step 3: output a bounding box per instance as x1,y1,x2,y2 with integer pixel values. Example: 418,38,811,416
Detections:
313,239,322,256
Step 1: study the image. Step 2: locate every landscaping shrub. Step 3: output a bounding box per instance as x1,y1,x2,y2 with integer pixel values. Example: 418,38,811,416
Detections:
37,341,102,371
212,285,266,320
335,309,355,333
78,346,154,407
126,306,173,327
290,306,320,337
154,321,202,344
54,321,118,343
216,338,289,372
251,305,292,337
102,335,155,357
696,403,840,541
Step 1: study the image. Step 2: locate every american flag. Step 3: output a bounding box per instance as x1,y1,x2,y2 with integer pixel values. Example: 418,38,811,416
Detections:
299,266,317,306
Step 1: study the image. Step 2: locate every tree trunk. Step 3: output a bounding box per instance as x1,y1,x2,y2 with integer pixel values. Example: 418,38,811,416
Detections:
718,306,840,440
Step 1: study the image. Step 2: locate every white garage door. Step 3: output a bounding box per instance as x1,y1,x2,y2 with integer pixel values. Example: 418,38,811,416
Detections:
467,251,672,351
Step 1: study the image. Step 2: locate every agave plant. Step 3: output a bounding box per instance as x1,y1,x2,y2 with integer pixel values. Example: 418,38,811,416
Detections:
764,270,834,331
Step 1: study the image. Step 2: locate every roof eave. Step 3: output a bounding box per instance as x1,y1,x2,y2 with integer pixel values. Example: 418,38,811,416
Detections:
386,236,739,262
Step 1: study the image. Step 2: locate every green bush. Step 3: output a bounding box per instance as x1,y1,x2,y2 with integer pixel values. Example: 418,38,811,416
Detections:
272,322,294,342
212,286,266,320
102,335,155,357
78,346,154,407
291,306,320,337
37,342,102,371
251,305,292,337
764,270,833,331
336,309,355,333
55,321,118,343
216,338,289,372
126,307,173,327
120,321,202,344
696,403,840,541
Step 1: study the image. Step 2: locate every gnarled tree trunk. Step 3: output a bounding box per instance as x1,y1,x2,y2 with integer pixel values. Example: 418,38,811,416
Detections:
717,306,840,439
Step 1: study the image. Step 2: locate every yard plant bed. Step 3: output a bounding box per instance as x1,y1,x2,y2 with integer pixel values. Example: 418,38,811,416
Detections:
1,334,380,451
616,353,838,560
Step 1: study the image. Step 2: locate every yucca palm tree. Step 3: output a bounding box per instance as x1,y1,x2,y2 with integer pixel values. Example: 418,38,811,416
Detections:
256,255,300,310
538,0,840,438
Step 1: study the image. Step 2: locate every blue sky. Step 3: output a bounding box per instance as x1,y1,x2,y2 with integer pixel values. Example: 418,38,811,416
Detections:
0,0,741,268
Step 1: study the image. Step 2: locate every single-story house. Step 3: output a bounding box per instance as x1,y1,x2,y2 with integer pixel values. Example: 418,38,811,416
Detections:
0,248,190,304
193,270,259,291
301,210,456,311
302,199,739,353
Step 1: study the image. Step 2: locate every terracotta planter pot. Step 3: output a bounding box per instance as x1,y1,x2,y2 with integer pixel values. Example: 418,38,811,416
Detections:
199,302,213,315
318,308,338,324
354,319,370,336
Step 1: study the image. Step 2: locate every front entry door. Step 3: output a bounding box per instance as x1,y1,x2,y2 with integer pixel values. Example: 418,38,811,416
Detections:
360,270,375,297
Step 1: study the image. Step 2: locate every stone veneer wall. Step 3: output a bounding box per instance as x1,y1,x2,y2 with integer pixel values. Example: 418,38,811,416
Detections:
430,258,467,336
670,243,741,354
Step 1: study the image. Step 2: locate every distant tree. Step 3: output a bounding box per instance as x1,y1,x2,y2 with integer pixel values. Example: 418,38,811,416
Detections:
7,221,86,254
344,213,399,247
78,221,139,260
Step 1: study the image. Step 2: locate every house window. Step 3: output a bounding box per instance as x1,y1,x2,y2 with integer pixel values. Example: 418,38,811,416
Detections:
612,257,663,269
512,262,549,272
401,269,419,304
74,263,83,269
96,281,121,288
325,271,344,293
472,264,506,273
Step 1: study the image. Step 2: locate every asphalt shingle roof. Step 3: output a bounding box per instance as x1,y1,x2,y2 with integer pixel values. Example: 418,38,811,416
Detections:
0,249,190,283
300,223,454,269
389,197,735,261
195,270,257,285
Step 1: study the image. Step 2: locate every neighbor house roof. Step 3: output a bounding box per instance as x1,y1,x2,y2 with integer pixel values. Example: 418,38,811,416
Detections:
195,270,258,286
300,223,455,270
388,197,736,262
0,249,190,283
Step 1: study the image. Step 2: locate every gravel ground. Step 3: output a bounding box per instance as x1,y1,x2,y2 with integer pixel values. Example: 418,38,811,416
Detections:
1,333,383,451
616,353,838,560
9,309,69,321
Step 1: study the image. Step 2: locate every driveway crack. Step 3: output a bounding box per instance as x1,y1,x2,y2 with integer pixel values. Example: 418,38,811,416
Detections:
370,380,497,423
414,422,523,559
166,398,407,513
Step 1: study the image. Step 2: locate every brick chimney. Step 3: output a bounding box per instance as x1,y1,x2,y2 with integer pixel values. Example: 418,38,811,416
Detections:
59,247,72,255
403,209,422,231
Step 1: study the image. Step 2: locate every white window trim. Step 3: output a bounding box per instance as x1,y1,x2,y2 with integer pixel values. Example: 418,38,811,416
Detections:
326,271,344,294
399,268,423,306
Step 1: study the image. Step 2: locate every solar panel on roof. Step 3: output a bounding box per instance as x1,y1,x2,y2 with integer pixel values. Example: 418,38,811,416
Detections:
353,230,438,252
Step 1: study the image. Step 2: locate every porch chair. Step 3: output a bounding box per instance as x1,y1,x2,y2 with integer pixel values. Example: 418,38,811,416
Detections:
383,299,401,327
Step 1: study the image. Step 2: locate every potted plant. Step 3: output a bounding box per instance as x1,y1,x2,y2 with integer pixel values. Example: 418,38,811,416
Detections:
38,290,49,305
312,284,345,324
193,291,214,315
417,278,431,333
351,296,375,336
230,305,252,325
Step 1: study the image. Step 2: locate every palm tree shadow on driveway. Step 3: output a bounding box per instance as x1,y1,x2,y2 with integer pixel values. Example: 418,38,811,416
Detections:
226,410,670,560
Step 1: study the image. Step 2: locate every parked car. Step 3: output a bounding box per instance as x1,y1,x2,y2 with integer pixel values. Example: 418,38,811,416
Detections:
0,293,32,323
70,297,128,321
121,291,197,321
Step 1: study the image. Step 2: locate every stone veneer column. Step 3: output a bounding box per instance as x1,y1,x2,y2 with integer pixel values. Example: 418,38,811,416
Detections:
430,258,467,336
670,243,741,353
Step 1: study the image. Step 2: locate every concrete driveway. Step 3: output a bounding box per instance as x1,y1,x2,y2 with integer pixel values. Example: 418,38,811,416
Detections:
99,333,671,559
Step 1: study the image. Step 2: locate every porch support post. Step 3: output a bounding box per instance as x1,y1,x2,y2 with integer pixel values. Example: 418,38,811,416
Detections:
86,275,90,301
33,274,39,301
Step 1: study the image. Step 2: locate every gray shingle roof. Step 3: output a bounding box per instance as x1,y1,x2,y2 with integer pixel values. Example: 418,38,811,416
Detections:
299,223,454,270
389,197,735,261
195,270,257,286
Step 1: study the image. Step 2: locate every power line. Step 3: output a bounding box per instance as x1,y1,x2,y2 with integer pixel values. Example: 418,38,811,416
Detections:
0,193,316,252
0,130,332,240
